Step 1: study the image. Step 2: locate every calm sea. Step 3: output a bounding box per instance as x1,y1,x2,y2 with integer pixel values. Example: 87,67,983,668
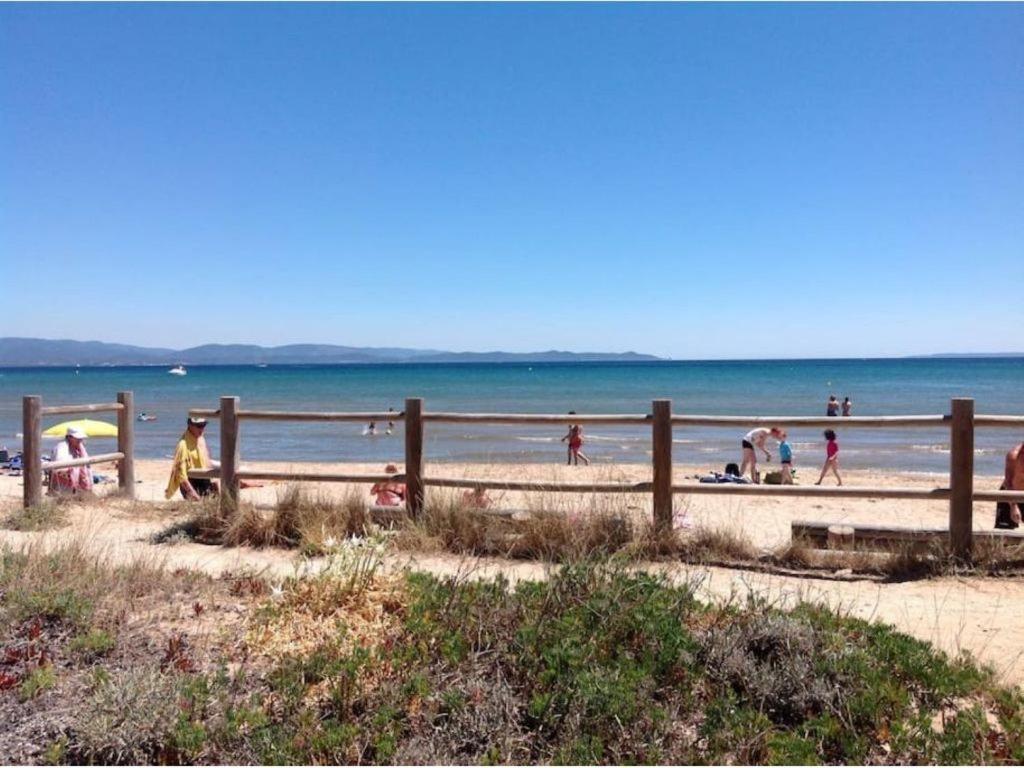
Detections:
1,359,1021,474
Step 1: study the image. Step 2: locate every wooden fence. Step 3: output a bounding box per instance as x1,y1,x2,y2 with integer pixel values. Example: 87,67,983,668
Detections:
21,392,135,508
180,396,1024,557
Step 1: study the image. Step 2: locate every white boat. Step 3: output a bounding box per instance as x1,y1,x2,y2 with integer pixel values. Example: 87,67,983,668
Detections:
168,365,187,376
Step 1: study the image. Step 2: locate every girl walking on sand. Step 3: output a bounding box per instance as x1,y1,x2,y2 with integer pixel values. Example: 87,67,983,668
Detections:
561,412,591,466
815,429,843,486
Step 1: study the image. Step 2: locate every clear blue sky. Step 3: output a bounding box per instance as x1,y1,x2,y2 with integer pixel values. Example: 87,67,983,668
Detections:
2,3,1021,359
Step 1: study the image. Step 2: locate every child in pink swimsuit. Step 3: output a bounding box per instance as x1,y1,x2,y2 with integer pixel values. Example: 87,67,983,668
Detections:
561,412,591,466
815,429,843,486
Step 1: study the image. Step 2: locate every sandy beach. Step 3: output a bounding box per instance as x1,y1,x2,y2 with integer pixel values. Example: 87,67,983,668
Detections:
2,459,1023,688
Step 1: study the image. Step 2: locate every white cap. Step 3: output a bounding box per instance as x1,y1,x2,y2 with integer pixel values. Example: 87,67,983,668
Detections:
66,427,87,440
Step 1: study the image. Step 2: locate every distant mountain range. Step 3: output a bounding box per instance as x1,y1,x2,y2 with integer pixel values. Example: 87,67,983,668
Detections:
0,338,661,366
912,352,1024,359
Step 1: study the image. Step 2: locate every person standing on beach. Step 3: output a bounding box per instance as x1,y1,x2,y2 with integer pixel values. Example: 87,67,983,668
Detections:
842,397,853,417
561,412,591,466
815,429,843,486
826,395,840,417
165,417,218,500
49,427,93,494
995,442,1024,529
740,426,782,483
778,430,794,484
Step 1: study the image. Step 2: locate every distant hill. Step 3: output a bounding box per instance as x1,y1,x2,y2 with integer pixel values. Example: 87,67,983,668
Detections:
909,353,1024,359
0,338,661,366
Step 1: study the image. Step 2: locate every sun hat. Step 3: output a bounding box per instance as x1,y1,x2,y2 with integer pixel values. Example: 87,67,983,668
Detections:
66,427,87,440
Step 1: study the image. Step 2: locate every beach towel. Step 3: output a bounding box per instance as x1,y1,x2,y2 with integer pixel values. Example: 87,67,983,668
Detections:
698,472,751,484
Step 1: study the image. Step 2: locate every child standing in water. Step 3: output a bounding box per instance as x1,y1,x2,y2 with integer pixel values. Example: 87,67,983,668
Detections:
815,429,842,486
778,430,794,484
561,412,591,466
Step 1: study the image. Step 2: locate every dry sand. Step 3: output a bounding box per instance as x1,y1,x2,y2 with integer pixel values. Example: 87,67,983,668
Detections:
1,459,1022,686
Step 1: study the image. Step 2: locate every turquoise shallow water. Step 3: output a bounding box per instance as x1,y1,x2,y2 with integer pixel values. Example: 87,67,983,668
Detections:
0,359,1021,473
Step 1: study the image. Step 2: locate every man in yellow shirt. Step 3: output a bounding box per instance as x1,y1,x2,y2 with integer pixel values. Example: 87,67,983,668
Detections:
165,417,219,500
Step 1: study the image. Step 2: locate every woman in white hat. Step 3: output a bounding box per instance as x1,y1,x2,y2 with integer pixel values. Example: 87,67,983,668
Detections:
49,427,93,494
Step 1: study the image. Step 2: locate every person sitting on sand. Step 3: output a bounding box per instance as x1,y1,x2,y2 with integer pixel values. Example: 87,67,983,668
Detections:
49,427,93,494
995,442,1024,529
842,397,853,417
462,487,492,509
778,430,794,484
815,428,843,486
740,426,782,483
370,463,406,506
561,412,591,466
165,417,219,500
826,395,840,417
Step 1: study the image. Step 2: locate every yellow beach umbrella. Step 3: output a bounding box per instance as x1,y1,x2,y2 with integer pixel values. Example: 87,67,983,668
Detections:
43,419,118,439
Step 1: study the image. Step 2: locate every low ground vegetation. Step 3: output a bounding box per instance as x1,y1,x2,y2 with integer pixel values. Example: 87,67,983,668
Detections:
1,539,1022,765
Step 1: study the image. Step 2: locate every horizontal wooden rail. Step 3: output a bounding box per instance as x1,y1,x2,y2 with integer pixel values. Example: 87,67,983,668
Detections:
236,469,405,483
187,467,406,484
425,476,652,493
672,414,947,428
424,412,650,425
40,403,125,416
973,489,1024,503
43,452,125,471
188,409,220,418
974,415,1024,427
673,483,951,500
238,410,404,423
187,468,220,480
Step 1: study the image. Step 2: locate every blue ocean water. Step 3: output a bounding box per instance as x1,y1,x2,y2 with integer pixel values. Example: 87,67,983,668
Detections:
0,359,1021,473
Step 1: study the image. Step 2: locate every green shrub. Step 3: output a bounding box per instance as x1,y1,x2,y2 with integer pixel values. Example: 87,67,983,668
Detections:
20,664,57,700
69,628,116,658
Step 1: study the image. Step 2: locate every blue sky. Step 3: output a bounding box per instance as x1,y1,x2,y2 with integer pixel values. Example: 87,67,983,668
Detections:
2,3,1021,359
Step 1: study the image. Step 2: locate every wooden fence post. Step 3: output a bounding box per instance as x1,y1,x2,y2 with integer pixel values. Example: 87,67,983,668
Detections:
220,396,240,515
22,396,42,510
405,397,424,518
949,397,974,559
652,399,673,534
117,391,135,497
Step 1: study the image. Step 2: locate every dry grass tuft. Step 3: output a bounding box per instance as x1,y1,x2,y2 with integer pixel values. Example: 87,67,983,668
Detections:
393,493,636,562
2,498,71,531
153,486,370,553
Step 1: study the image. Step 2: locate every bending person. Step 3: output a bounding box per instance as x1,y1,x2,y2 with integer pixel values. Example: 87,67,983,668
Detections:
165,417,219,500
740,426,782,483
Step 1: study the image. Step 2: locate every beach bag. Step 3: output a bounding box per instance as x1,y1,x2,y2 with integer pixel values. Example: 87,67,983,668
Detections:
762,470,783,485
996,501,1020,529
